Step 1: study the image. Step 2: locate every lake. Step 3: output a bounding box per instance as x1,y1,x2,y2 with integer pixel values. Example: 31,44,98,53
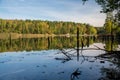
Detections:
0,36,120,80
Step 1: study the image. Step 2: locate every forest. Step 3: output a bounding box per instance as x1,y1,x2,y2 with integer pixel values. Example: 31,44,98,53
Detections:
0,19,97,35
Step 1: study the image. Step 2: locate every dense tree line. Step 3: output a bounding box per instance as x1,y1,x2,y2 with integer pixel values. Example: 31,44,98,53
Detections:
0,19,97,35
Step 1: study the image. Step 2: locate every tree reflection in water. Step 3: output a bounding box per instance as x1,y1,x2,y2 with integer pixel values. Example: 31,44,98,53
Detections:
55,35,120,80
0,32,120,80
55,28,88,80
99,67,120,80
71,68,81,80
96,36,120,80
97,40,120,80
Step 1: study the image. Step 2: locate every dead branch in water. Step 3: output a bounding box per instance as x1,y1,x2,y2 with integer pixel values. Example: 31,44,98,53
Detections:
60,49,72,60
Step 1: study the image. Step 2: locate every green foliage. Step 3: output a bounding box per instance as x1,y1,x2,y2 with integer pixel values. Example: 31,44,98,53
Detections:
105,38,118,51
96,0,120,35
96,27,105,35
0,19,97,35
104,19,112,34
95,0,119,13
82,0,120,35
104,12,119,35
86,24,97,35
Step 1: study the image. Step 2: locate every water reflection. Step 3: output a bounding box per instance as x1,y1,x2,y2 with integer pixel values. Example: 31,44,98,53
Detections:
98,53,120,80
0,35,120,80
71,68,81,80
54,35,120,80
98,36,120,52
0,36,96,52
99,67,120,80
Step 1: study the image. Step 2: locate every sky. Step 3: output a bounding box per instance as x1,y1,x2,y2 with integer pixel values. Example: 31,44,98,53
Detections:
0,0,106,26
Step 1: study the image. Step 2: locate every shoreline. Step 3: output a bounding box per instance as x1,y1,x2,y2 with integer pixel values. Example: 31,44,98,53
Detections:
0,33,96,39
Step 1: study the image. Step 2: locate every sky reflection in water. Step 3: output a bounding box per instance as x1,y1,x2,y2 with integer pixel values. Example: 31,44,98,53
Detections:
0,37,120,80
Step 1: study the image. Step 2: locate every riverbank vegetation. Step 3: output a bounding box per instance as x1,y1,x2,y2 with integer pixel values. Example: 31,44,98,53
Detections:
82,0,120,37
0,19,97,35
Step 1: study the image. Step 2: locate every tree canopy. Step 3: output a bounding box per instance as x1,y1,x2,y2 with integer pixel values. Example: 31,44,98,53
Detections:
82,0,120,36
0,19,97,35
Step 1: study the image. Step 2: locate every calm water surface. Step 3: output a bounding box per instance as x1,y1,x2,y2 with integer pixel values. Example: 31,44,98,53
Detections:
0,36,120,80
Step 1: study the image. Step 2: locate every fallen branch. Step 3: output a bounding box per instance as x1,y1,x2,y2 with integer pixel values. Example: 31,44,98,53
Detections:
60,49,72,60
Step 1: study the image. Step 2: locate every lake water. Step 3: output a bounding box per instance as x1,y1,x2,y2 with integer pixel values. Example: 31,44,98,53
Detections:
0,36,120,80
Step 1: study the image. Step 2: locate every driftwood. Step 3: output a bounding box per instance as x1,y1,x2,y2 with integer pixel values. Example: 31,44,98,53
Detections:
56,28,120,62
55,57,71,63
93,45,120,58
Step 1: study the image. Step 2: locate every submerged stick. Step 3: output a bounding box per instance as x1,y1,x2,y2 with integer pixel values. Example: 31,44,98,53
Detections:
60,49,72,60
